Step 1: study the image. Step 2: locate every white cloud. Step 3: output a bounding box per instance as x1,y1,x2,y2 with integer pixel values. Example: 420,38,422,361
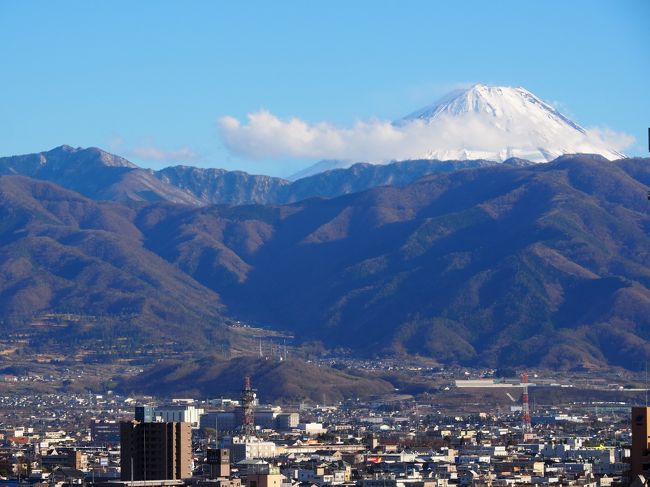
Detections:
585,127,636,152
129,145,200,162
218,110,634,163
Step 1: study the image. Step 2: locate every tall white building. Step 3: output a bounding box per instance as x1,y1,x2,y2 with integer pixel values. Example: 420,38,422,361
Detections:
154,405,204,428
223,436,277,463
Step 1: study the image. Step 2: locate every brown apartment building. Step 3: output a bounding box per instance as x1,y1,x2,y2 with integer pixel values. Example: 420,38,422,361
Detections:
631,406,650,478
120,421,192,481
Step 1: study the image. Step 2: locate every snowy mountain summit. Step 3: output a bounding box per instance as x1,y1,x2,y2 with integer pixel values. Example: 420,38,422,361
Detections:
292,84,624,178
399,83,624,162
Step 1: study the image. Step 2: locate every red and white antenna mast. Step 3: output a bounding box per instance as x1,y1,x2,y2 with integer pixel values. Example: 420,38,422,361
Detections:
521,371,534,440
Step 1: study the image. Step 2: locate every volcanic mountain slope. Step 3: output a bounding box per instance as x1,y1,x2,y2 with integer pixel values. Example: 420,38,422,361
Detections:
133,155,650,370
400,84,623,161
0,176,224,345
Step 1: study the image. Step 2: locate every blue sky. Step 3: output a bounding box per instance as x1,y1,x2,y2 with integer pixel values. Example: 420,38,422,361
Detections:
1,1,648,177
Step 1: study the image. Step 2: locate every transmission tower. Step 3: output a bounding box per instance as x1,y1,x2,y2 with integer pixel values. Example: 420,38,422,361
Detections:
241,375,256,439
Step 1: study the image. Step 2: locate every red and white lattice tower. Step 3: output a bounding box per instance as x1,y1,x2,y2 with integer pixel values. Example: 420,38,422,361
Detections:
241,375,256,439
521,371,533,439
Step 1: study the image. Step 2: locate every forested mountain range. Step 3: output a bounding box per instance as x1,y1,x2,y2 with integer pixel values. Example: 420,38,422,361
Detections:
0,152,649,370
0,145,520,205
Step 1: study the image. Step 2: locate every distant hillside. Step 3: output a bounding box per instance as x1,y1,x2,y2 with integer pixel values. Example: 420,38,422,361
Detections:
118,356,395,403
1,145,515,206
0,175,224,347
275,159,518,203
0,145,203,205
155,165,289,205
157,158,513,205
1,154,649,370
131,155,650,370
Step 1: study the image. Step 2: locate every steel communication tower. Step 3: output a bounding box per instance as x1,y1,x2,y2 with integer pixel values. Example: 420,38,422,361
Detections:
241,376,256,439
521,371,533,440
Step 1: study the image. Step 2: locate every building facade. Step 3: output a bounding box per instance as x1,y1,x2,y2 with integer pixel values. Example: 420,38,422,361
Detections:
631,406,650,478
120,421,192,481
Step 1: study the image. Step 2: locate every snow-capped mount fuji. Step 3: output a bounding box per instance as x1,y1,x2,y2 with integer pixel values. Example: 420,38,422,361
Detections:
293,84,625,178
400,84,624,162
404,84,584,129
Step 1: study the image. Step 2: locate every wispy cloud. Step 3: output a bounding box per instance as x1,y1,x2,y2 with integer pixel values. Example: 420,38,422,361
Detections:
218,110,634,162
106,136,200,164
586,127,635,152
129,145,200,162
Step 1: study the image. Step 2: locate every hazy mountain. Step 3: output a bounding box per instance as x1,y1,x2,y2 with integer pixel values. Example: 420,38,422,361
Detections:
1,155,649,369
278,159,518,203
158,158,517,205
1,145,521,206
0,145,203,205
155,165,290,205
288,159,350,181
297,84,625,176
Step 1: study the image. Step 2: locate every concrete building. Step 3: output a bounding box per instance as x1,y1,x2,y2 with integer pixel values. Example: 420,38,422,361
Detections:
91,420,121,444
134,405,204,428
200,410,299,434
275,413,299,430
40,448,86,471
299,423,327,435
135,406,156,424
223,437,277,463
196,479,241,487
246,463,284,487
207,448,231,479
120,421,192,481
254,410,276,429
631,406,650,478
152,406,204,428
201,412,237,432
